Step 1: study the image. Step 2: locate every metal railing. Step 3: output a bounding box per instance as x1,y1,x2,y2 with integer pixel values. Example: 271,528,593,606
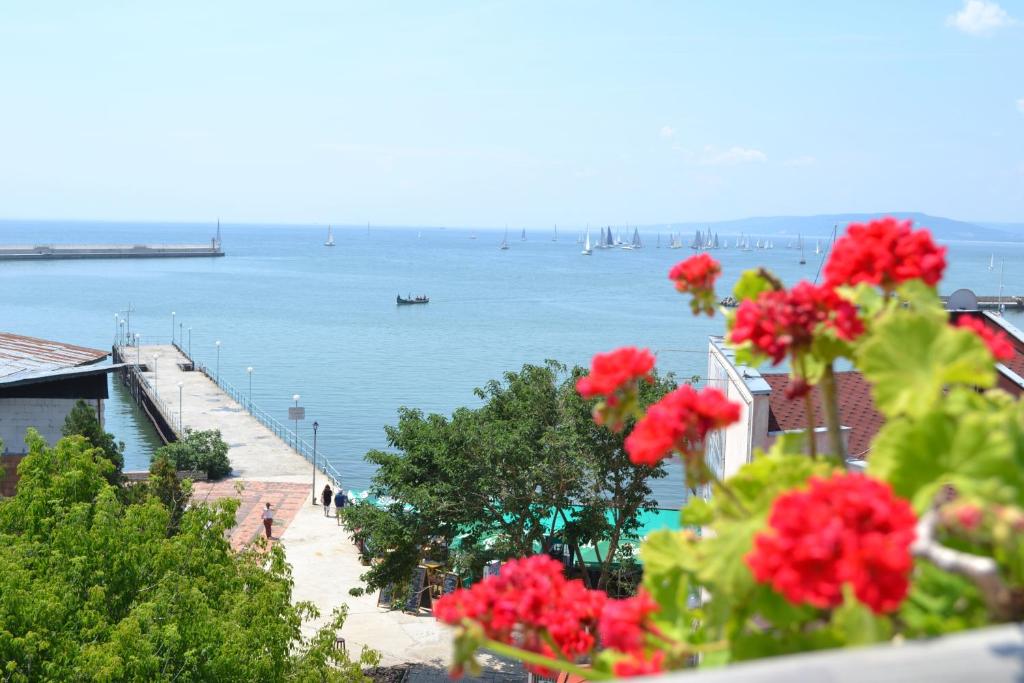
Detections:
116,340,347,489
169,344,346,489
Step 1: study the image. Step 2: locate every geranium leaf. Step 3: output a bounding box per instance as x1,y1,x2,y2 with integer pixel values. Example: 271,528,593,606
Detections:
857,310,994,419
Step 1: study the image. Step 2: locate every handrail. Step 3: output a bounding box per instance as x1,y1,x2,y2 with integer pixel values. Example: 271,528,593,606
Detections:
117,342,346,490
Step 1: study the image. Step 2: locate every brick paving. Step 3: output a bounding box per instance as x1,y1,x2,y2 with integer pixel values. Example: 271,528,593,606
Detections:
191,479,311,550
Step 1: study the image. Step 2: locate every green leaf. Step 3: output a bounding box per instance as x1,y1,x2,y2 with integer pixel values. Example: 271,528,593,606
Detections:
732,269,776,302
680,498,713,526
832,588,892,646
868,390,1024,511
857,309,995,418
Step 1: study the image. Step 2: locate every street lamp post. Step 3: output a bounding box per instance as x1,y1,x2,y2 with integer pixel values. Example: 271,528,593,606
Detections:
215,341,221,383
153,353,160,398
247,367,254,410
312,421,319,504
119,320,125,347
171,311,176,344
134,334,141,365
114,314,120,345
179,322,183,350
292,394,301,450
177,381,184,433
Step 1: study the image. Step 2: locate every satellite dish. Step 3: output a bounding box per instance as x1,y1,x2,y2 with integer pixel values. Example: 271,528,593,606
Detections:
947,288,978,311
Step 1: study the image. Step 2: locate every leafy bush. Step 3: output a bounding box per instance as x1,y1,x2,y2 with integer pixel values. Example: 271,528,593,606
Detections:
155,428,231,480
62,398,124,478
0,430,378,680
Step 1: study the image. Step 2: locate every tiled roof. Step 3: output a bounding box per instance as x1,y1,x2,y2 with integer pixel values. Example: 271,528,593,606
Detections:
0,333,107,382
762,371,884,459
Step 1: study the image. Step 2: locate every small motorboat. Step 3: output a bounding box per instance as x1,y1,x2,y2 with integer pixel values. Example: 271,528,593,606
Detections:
397,294,429,305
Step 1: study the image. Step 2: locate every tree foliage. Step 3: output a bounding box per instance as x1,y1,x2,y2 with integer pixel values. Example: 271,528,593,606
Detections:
155,428,231,480
342,360,674,594
62,398,125,479
0,430,377,681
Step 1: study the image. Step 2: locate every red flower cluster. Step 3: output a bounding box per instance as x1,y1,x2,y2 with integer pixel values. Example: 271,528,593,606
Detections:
433,555,605,675
625,386,741,466
598,589,659,653
745,473,916,614
729,281,864,364
576,347,656,403
956,316,1014,362
824,217,947,291
669,254,722,316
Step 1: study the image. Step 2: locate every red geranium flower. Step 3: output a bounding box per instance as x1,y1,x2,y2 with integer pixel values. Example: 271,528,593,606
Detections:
729,281,864,364
613,651,666,677
576,347,656,402
625,386,741,466
745,473,916,614
598,589,659,654
956,316,1014,362
669,254,722,316
434,555,606,676
824,217,947,291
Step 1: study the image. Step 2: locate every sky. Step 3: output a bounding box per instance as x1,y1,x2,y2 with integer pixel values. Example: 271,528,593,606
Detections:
0,1,1022,227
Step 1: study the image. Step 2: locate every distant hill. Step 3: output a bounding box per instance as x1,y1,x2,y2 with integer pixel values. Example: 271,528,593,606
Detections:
652,213,1018,242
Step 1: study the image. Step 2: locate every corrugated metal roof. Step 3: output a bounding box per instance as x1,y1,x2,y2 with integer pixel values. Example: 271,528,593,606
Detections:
0,333,108,382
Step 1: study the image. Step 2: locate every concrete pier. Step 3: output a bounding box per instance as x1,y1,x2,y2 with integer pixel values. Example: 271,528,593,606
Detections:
0,243,224,260
115,343,505,675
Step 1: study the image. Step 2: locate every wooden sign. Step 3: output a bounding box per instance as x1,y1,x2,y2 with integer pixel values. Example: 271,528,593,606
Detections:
404,565,428,613
377,583,394,609
442,572,460,595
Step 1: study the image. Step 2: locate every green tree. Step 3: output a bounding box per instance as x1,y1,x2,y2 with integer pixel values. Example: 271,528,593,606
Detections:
0,430,377,681
62,398,125,478
343,361,674,594
155,428,231,480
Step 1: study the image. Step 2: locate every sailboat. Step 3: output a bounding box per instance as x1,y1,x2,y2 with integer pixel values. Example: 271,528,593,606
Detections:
470,232,477,240
815,240,821,255
632,227,642,249
521,228,527,242
581,228,592,255
553,224,558,242
500,227,510,250
604,227,615,249
989,254,995,271
656,233,661,249
324,226,335,247
799,234,806,265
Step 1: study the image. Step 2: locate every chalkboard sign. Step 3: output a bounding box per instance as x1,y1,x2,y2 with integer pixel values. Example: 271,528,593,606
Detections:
377,583,395,609
442,572,460,595
483,560,501,578
404,565,428,613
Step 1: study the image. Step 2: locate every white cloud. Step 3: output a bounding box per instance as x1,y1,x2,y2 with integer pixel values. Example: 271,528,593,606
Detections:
660,125,676,138
783,155,816,167
698,145,767,166
1017,98,1024,114
946,0,1015,36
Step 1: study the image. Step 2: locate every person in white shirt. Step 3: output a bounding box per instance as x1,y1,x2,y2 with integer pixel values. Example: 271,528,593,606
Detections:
262,502,274,539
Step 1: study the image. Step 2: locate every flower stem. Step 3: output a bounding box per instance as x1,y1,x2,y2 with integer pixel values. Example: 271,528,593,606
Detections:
799,357,817,459
820,363,845,463
710,471,749,517
482,638,613,681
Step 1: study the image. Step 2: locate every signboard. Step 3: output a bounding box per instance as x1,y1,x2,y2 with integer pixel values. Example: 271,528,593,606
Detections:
376,583,394,609
288,407,305,421
404,565,428,613
483,560,501,578
442,572,460,595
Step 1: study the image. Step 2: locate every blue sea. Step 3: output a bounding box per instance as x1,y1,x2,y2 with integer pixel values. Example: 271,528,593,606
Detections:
1,220,1021,507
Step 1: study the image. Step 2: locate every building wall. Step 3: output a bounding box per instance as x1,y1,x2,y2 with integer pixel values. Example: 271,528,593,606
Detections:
706,341,771,479
0,397,99,455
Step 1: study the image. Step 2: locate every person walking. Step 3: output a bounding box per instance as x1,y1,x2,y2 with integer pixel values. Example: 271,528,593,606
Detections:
334,488,347,525
262,502,274,539
321,483,333,516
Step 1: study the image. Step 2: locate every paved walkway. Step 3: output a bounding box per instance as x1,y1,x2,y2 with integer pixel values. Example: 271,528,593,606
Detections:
126,345,518,678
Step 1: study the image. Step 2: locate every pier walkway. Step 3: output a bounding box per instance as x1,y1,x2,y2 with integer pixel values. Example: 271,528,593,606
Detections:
115,344,511,675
